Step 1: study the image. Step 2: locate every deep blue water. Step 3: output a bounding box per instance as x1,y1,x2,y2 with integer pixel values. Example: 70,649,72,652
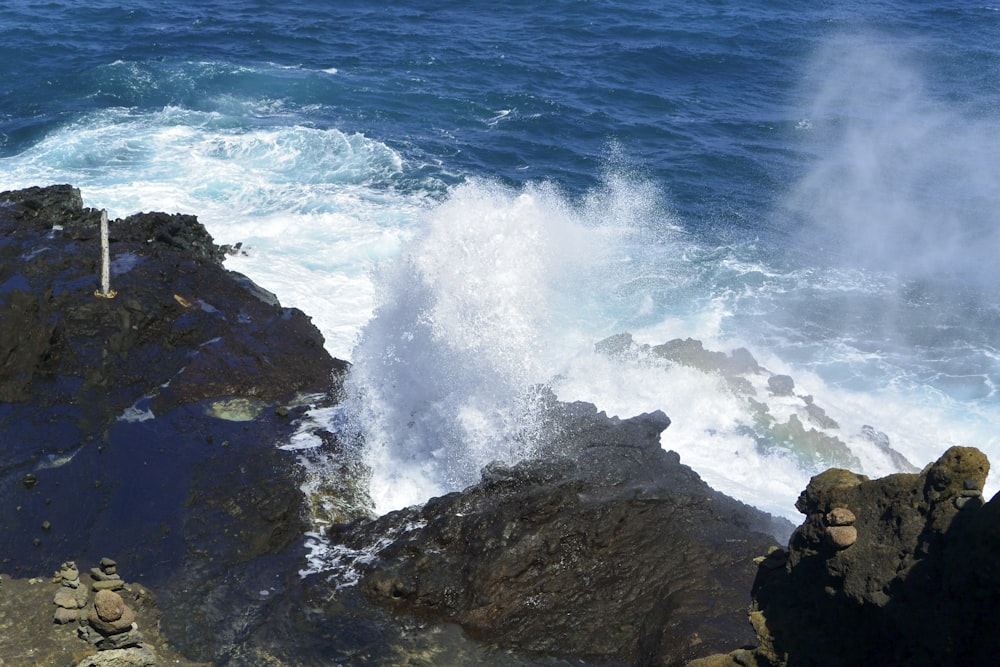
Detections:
2,1,1000,516
2,3,996,254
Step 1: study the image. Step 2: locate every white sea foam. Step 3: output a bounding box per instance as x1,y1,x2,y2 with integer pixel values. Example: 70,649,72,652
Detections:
553,349,813,520
1,106,423,357
300,519,427,584
341,168,1000,519
4,99,998,529
117,397,156,423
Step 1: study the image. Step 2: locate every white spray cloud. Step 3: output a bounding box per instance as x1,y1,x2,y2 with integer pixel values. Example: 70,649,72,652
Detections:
785,34,1000,283
344,178,621,512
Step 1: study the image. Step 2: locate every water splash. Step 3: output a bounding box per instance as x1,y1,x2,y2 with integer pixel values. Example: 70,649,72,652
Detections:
344,178,622,512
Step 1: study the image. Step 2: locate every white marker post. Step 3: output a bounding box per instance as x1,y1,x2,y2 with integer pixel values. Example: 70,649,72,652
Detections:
94,209,117,299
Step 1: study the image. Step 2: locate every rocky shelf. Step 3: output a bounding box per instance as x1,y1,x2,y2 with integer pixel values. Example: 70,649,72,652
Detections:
1,186,998,666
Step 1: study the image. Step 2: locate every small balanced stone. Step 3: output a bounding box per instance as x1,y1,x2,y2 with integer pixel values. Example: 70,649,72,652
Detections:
825,525,858,550
94,588,125,622
88,589,136,636
99,557,118,576
80,588,144,651
59,561,80,584
955,495,985,510
54,588,86,610
91,558,124,591
825,507,856,527
54,607,79,625
93,578,125,592
53,560,88,624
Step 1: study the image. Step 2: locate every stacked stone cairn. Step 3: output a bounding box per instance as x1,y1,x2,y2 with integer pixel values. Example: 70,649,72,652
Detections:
78,558,145,650
53,560,89,624
824,506,858,549
90,557,125,592
955,478,984,510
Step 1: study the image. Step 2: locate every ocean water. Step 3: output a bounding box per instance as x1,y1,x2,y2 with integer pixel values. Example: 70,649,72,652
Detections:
2,1,1000,530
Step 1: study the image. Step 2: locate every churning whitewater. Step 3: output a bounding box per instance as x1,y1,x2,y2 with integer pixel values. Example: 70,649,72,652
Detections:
2,2,999,533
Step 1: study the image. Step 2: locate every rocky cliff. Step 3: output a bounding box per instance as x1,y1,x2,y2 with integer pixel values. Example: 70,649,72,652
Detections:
0,185,795,665
690,446,1000,667
4,185,998,667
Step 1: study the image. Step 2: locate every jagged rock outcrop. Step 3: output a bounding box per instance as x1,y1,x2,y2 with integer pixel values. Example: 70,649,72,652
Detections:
690,446,1000,667
334,399,789,666
0,184,339,412
15,185,997,667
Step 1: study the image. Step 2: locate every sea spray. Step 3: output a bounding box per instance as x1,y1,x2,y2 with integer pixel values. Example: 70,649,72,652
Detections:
785,34,1000,283
11,99,993,524
4,58,996,526
337,170,931,523
344,179,620,512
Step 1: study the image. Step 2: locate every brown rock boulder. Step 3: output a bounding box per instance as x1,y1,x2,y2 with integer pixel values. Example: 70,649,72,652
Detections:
88,605,136,636
824,507,856,526
94,589,126,623
694,446,998,667
824,525,857,549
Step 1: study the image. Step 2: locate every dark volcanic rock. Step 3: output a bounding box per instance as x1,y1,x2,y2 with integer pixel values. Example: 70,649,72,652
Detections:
336,399,785,666
692,446,1000,667
652,338,761,377
0,185,347,661
0,184,338,413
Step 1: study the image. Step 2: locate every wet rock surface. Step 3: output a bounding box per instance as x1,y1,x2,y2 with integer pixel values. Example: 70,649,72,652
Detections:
7,185,999,667
0,185,345,662
1,185,562,666
0,184,339,415
334,398,787,666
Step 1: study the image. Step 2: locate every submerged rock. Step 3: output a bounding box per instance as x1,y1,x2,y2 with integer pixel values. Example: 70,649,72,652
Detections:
597,333,918,474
